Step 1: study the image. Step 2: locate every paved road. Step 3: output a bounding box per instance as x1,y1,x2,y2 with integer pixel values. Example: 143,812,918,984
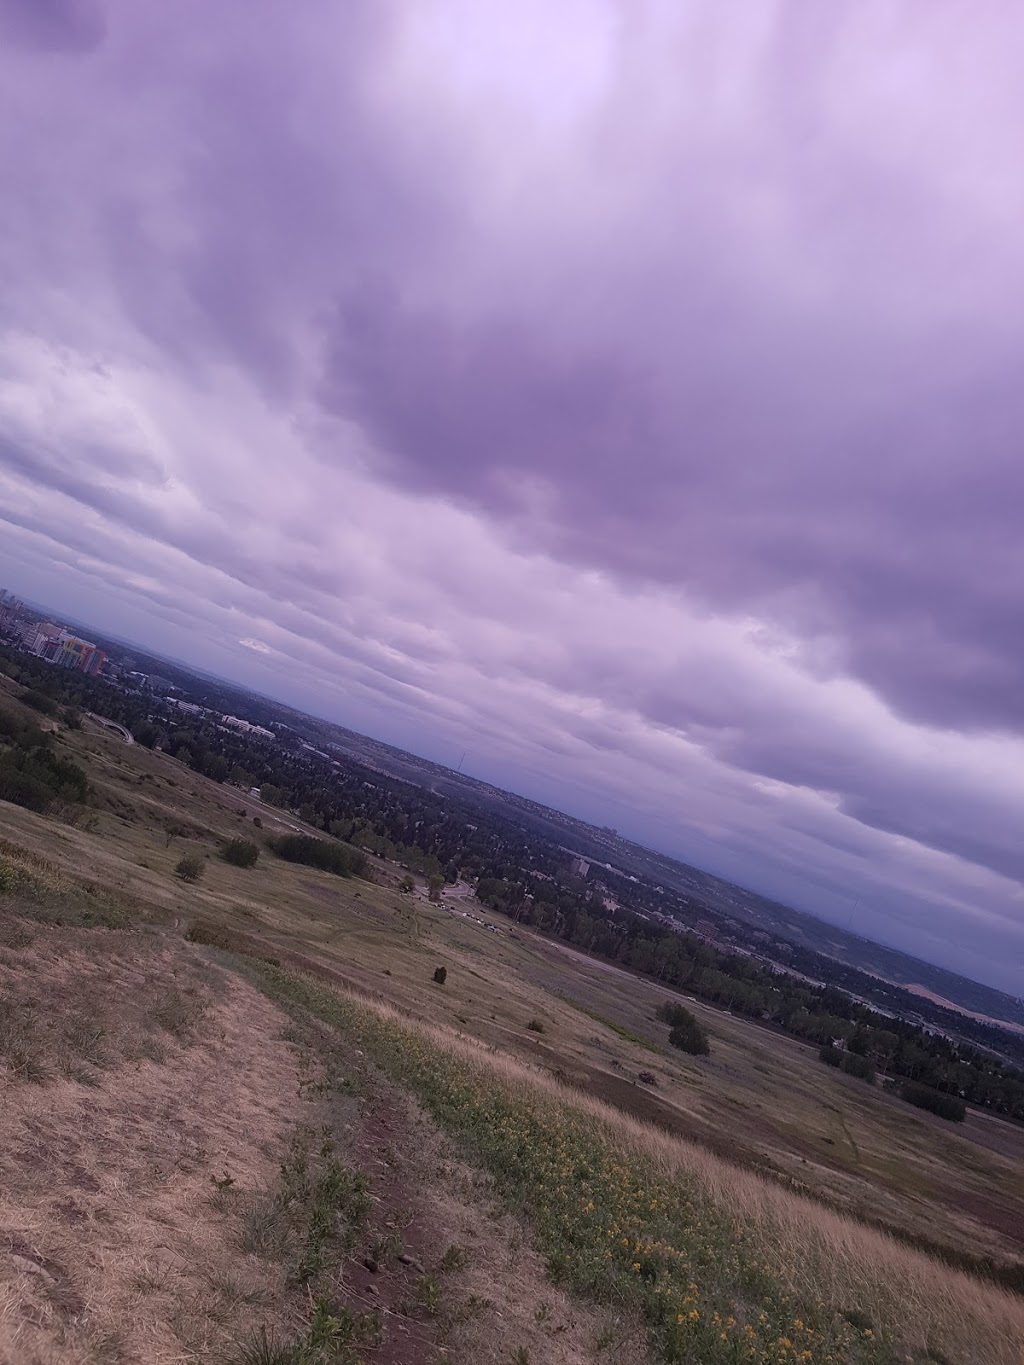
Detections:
85,712,133,744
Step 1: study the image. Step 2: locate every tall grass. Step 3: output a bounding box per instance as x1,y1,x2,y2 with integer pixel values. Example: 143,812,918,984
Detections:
247,964,1024,1365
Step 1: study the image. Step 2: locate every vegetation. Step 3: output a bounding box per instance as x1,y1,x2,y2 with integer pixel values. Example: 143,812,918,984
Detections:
433,966,447,986
0,704,89,813
19,687,59,716
269,835,366,879
175,852,205,883
901,1082,967,1123
576,1004,661,1053
221,838,260,869
819,1045,875,1083
249,967,1024,1365
657,1001,710,1056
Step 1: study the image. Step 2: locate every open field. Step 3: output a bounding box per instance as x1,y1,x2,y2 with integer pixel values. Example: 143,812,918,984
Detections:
2,687,1024,1363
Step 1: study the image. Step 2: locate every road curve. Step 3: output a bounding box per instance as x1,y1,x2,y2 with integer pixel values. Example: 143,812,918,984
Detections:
85,712,134,744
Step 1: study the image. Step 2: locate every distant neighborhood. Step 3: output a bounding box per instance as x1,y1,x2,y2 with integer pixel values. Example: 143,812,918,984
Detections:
0,589,275,742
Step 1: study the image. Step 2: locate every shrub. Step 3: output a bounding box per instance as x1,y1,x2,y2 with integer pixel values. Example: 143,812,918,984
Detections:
252,815,262,828
669,1020,710,1056
0,856,14,894
901,1082,966,1122
0,745,88,812
19,688,58,716
526,1018,545,1033
175,853,205,884
819,1044,844,1068
221,838,260,869
658,1001,710,1056
433,966,447,986
270,834,366,878
841,1052,875,1083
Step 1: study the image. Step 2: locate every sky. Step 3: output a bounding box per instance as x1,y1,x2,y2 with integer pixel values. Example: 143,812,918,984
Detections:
1,0,1023,994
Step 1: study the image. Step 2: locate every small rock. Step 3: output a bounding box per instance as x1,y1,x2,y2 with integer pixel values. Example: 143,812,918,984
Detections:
397,1252,425,1273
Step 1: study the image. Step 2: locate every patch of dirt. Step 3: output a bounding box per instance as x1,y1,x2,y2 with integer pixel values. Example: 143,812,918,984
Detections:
0,928,302,1365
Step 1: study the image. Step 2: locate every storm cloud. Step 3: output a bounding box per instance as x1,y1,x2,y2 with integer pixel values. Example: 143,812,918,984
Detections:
1,0,1023,992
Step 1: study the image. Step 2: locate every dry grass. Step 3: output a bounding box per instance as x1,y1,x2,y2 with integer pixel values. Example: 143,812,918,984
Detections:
0,933,302,1365
256,971,1024,1365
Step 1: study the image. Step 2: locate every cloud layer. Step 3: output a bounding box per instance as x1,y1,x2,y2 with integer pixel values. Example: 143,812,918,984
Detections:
2,0,1023,991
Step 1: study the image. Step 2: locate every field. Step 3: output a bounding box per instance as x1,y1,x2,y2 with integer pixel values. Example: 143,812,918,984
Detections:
1,686,1023,1364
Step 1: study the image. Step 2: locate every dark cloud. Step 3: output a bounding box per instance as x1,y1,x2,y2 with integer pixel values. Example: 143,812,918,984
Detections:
0,0,105,52
3,1,1024,989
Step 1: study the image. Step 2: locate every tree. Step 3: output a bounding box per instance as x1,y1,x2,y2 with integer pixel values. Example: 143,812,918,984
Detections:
427,874,444,903
175,853,205,884
220,839,259,869
659,1001,710,1056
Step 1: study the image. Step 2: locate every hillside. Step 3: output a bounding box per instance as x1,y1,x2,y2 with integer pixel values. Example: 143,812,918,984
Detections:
2,691,1024,1364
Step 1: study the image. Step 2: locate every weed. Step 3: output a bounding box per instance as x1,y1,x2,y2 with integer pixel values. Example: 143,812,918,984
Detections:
240,1193,291,1260
439,1243,470,1274
151,985,204,1039
231,1299,382,1365
415,1273,443,1315
448,1293,493,1325
0,1000,47,1082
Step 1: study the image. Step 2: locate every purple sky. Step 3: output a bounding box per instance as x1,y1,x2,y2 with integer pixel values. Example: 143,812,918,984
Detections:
2,1,1024,993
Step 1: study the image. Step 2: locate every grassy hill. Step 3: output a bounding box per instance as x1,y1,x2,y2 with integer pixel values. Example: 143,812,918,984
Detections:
1,688,1023,1364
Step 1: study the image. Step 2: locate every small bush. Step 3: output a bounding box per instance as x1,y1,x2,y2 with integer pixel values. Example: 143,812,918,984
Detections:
221,838,260,869
901,1082,966,1122
175,853,205,883
433,966,447,986
526,1018,545,1033
253,815,263,828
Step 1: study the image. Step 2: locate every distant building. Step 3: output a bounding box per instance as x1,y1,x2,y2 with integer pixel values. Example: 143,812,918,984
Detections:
570,855,590,878
25,625,105,675
221,715,275,740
